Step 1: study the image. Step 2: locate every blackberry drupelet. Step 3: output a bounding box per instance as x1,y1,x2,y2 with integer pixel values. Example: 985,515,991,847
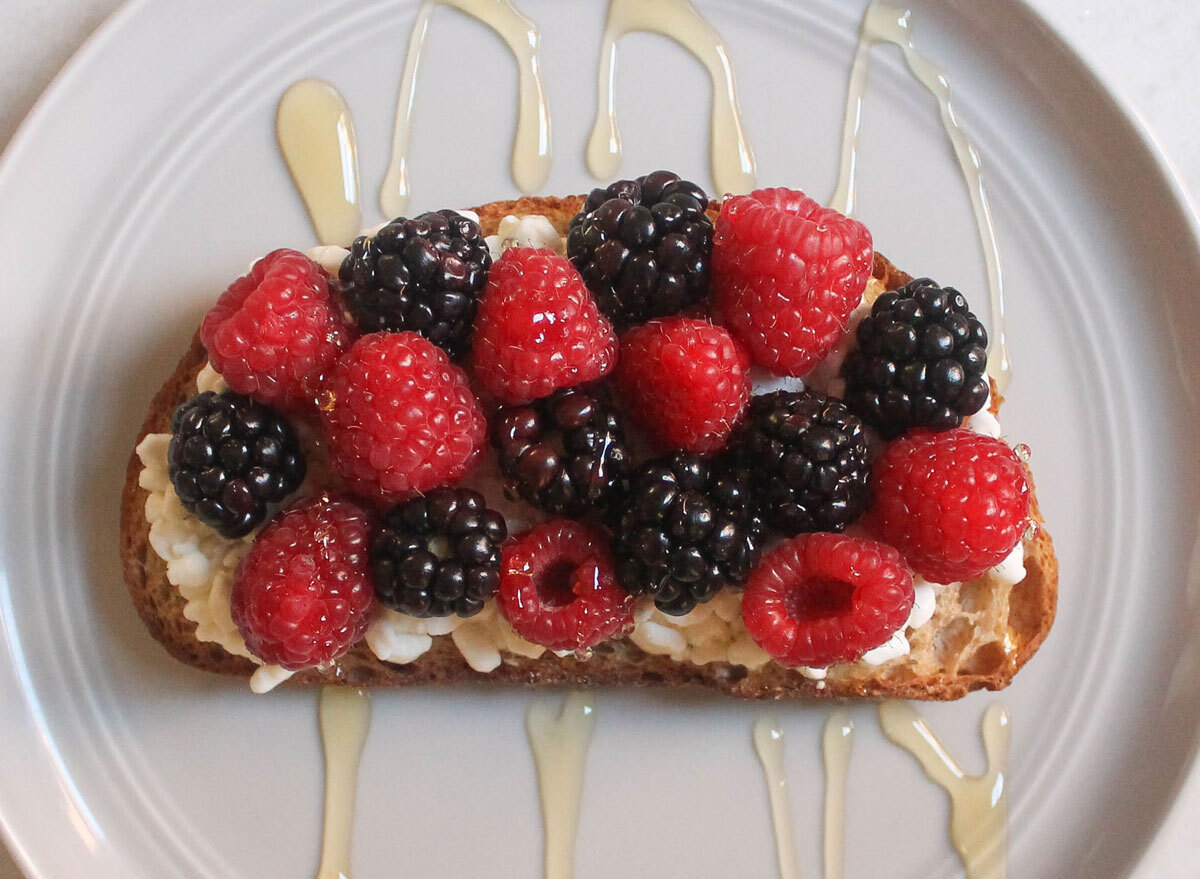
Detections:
168,391,306,538
841,277,990,438
493,386,632,517
369,487,507,618
611,452,763,615
731,390,871,536
566,169,713,326
339,209,491,357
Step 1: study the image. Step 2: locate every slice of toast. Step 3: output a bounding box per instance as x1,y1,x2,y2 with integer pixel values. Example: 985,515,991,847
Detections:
119,195,1057,700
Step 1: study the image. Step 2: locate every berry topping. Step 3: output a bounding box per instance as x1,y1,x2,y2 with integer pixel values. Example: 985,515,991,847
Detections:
493,386,632,517
168,391,306,538
320,332,487,505
729,390,870,536
615,316,751,453
711,187,873,376
339,210,491,358
869,429,1031,583
611,452,763,615
497,519,634,651
201,249,350,411
231,496,375,669
470,247,618,405
841,277,990,438
369,488,507,618
741,533,914,668
566,170,713,326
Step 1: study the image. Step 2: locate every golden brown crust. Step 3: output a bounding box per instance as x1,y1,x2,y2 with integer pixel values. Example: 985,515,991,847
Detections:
118,195,1057,699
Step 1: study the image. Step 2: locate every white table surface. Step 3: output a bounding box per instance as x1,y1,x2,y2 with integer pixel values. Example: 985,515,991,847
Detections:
2,1,1198,877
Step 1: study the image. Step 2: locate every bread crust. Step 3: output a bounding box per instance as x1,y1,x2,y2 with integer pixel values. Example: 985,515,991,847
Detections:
119,196,1057,700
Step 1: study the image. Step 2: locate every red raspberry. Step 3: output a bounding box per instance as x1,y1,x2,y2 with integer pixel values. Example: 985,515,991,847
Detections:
497,520,634,651
231,497,375,669
320,332,486,505
615,316,751,453
869,429,1031,583
741,533,913,668
711,188,872,376
470,248,618,405
201,249,350,411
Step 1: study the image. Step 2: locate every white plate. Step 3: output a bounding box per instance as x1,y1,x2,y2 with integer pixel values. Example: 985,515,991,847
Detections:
2,0,1200,876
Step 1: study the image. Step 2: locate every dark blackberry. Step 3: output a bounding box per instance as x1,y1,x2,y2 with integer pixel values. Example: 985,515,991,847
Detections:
611,452,763,615
841,278,990,438
339,209,491,357
731,390,871,536
168,391,305,538
566,169,713,326
369,487,507,618
493,386,632,518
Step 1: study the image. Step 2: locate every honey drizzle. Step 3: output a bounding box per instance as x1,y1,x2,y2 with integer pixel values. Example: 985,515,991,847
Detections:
315,687,372,879
276,79,362,246
751,715,801,879
878,701,1010,879
821,710,854,879
586,0,756,195
832,2,1011,390
526,691,598,879
380,0,551,218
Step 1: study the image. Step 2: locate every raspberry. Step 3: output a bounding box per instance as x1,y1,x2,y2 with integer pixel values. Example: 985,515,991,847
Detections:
869,429,1031,583
201,249,350,411
320,332,487,505
711,188,873,376
741,533,914,668
470,248,617,404
231,497,376,669
614,317,750,453
497,519,634,651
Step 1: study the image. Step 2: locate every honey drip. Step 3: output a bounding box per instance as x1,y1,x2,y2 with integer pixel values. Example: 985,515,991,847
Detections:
526,691,597,879
832,2,1011,391
751,715,801,879
380,0,551,218
821,710,854,879
315,687,372,879
276,79,362,247
878,701,1010,879
586,0,756,195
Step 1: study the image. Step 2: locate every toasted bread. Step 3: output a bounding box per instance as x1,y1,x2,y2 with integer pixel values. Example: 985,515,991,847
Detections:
119,195,1057,700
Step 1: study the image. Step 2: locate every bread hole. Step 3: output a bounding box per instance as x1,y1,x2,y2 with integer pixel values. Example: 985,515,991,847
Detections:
934,617,975,666
960,640,1006,676
958,578,994,614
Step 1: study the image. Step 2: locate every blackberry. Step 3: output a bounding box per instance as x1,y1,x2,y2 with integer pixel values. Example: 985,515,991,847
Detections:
611,452,762,615
566,169,713,326
369,487,507,618
493,386,632,517
339,209,491,357
842,278,990,438
168,391,305,538
731,390,871,536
